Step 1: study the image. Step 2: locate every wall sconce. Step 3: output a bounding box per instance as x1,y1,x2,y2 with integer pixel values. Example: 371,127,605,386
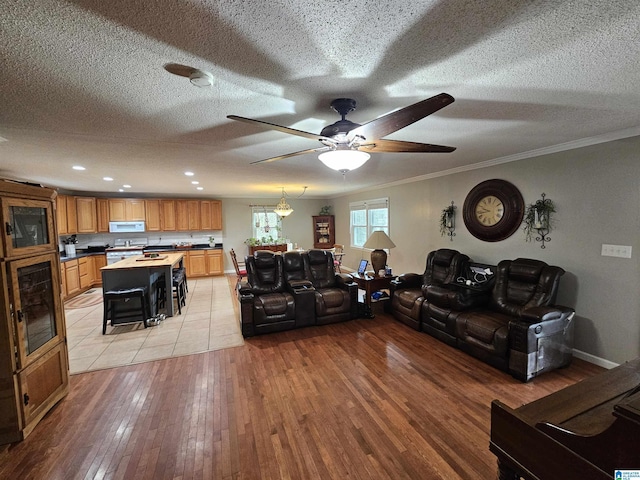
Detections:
440,201,456,241
524,193,556,249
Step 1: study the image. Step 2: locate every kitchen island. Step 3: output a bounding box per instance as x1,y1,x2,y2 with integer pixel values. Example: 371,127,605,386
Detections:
100,252,185,317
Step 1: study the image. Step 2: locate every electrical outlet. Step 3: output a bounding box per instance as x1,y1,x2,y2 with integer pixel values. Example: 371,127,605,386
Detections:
601,244,633,258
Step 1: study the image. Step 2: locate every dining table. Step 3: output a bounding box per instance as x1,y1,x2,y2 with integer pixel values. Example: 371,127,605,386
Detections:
100,252,185,317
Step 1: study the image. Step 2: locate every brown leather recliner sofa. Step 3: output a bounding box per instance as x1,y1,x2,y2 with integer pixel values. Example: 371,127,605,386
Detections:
390,251,575,381
238,250,358,337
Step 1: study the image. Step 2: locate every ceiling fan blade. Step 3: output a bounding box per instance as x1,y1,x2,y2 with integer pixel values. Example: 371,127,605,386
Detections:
164,63,197,77
349,93,455,140
359,139,456,153
228,115,333,142
250,146,331,164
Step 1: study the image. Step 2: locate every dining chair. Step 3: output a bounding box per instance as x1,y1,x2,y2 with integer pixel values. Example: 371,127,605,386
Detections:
332,244,345,273
230,249,247,286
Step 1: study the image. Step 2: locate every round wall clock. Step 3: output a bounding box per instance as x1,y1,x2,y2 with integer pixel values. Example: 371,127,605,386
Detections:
463,179,524,242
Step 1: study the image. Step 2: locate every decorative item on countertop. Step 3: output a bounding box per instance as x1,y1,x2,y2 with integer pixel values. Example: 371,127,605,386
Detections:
363,230,396,277
319,205,331,215
208,236,215,247
523,193,555,248
440,201,456,241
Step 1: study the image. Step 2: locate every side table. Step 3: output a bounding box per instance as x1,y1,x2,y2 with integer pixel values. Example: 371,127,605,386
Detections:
350,273,394,318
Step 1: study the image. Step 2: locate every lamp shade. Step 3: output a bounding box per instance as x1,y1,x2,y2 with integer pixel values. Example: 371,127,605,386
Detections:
363,231,395,276
363,231,396,250
318,150,370,172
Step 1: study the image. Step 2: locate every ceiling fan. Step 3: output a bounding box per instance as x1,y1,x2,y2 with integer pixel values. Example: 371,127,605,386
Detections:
227,93,456,172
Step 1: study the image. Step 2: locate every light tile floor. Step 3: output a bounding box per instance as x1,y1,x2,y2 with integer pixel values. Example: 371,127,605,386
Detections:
65,275,244,374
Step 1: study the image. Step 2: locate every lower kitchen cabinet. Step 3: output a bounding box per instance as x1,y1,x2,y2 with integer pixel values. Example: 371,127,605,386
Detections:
206,250,223,275
64,259,81,299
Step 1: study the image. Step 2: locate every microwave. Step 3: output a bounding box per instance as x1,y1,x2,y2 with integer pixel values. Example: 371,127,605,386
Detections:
108,221,146,233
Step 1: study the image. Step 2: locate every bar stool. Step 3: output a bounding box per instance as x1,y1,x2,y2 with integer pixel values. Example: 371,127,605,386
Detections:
172,268,186,314
103,286,150,334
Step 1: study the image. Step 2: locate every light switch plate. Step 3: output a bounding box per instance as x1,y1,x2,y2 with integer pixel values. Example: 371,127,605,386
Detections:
601,244,632,258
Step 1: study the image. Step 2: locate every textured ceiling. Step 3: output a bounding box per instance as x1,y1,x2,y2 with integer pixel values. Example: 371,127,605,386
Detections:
1,0,639,199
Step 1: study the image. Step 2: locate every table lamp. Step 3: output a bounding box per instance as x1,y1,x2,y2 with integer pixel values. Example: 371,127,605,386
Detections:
363,231,396,276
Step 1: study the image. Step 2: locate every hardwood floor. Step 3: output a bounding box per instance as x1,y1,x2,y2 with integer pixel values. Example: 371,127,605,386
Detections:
0,313,603,480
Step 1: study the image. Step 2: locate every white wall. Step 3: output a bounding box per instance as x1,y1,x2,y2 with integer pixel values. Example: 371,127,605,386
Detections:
330,136,640,366
221,197,328,267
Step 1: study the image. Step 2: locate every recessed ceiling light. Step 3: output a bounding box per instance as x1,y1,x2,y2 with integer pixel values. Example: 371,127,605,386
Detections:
72,165,86,171
196,187,204,191
184,171,194,176
103,177,113,181
122,184,131,188
191,181,199,185
118,189,124,192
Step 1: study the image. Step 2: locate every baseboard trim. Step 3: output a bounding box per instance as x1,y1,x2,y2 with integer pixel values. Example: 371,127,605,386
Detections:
572,349,618,369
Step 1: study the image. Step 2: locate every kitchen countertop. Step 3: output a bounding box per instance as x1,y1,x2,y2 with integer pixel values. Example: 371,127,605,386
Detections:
60,243,223,262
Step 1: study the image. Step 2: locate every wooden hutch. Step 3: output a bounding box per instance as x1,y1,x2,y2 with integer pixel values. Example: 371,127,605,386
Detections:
0,179,69,444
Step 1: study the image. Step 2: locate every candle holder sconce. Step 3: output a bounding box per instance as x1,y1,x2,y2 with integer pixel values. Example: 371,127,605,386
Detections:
523,193,556,249
440,201,456,241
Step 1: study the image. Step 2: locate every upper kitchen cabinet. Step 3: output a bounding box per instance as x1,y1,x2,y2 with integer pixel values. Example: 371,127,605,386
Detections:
56,194,77,235
75,197,97,234
160,199,176,231
108,198,145,222
144,200,161,232
96,198,109,232
200,200,222,230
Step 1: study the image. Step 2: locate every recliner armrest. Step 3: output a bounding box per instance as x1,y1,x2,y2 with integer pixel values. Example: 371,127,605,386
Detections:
237,282,254,303
336,273,357,289
391,273,422,289
520,305,574,324
287,279,314,291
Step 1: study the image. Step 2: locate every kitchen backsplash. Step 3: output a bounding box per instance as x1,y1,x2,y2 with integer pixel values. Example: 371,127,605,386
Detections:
59,231,223,250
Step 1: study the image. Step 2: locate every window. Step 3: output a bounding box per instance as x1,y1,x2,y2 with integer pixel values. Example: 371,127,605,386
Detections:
349,198,389,248
251,206,283,243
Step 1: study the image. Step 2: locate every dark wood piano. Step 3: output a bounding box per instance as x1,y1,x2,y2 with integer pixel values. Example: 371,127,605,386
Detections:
490,357,640,479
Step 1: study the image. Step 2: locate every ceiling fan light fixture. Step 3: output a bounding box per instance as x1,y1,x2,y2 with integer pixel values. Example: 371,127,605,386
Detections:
189,70,213,87
318,150,370,173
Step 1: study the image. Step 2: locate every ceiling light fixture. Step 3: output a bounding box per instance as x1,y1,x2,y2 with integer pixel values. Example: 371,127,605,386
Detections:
318,149,370,173
72,165,86,171
184,171,194,176
189,70,213,87
274,188,294,217
103,177,113,181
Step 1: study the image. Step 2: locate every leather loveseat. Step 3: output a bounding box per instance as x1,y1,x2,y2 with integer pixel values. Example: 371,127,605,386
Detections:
390,251,575,381
238,249,358,337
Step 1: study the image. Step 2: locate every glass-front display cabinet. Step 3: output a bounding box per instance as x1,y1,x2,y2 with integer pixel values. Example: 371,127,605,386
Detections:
0,180,68,445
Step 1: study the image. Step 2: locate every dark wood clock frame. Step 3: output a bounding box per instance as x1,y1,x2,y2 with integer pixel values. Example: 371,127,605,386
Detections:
463,179,525,242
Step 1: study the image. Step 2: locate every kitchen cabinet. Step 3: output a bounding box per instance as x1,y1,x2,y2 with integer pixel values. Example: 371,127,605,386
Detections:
56,194,78,235
78,256,93,289
200,200,222,231
186,250,206,277
63,259,81,298
144,200,161,232
175,200,189,231
188,200,200,230
60,261,67,298
312,215,335,249
93,254,106,285
75,197,97,233
0,181,68,445
108,198,145,221
96,198,109,232
160,199,176,231
205,250,223,275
